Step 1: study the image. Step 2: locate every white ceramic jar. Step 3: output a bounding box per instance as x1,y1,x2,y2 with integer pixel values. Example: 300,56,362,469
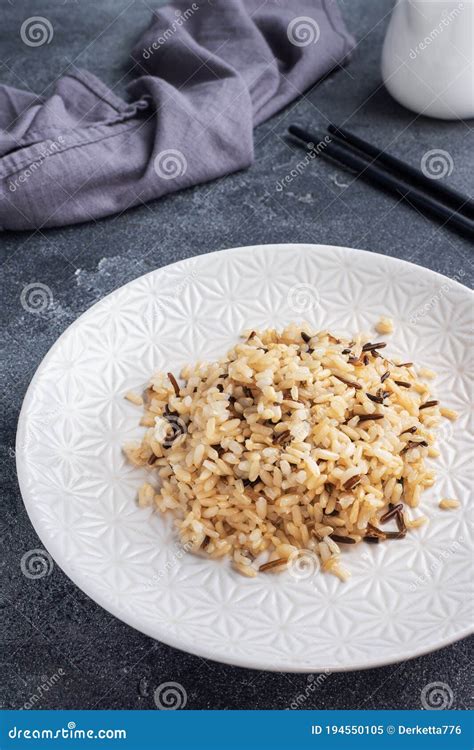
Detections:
381,0,474,120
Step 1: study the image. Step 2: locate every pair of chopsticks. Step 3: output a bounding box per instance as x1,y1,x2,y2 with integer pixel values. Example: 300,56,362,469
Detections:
288,124,474,240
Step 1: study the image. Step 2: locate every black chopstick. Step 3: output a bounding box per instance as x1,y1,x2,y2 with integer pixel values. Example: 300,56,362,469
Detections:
288,125,474,241
327,123,474,221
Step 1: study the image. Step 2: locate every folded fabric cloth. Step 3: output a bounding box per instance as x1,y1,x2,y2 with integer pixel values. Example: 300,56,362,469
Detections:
0,1,354,230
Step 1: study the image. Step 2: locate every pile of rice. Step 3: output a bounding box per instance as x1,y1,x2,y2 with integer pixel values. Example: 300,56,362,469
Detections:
124,322,458,581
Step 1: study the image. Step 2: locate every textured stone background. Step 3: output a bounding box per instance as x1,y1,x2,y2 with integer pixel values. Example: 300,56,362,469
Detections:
1,0,472,710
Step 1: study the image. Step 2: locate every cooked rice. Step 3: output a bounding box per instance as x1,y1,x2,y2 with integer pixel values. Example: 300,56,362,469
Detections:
124,323,457,580
125,390,144,406
404,514,429,528
439,498,460,510
375,316,394,335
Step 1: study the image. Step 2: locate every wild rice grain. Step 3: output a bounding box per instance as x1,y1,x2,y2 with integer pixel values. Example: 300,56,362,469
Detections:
419,400,439,410
167,372,180,396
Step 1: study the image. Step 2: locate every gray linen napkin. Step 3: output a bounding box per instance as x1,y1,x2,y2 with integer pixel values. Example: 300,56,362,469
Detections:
0,0,354,230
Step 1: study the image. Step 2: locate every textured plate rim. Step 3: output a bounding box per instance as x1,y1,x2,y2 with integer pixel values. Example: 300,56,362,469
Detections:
15,243,474,673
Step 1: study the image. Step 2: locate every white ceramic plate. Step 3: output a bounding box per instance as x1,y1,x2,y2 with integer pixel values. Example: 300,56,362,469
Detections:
16,244,473,672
